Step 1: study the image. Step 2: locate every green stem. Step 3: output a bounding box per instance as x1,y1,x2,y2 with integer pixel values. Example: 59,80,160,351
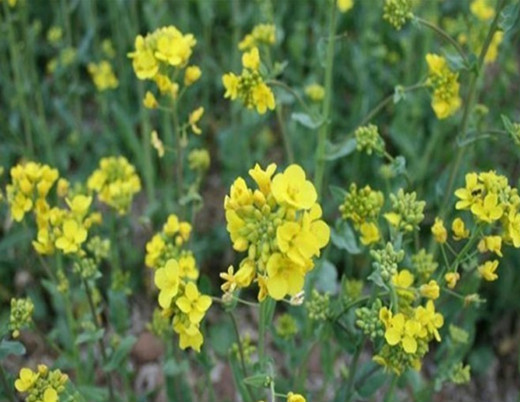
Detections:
384,375,399,402
172,100,185,215
228,312,254,398
314,0,337,198
267,80,316,118
344,337,365,402
258,298,276,369
275,106,294,163
415,17,468,65
440,0,507,215
82,278,114,400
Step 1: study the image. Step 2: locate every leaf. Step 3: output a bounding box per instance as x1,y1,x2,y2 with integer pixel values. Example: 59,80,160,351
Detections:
291,112,322,129
499,3,520,32
329,185,347,204
75,329,105,345
390,155,407,176
314,260,338,294
209,321,235,357
77,386,108,402
0,340,26,360
104,335,137,372
330,222,361,254
357,366,387,398
393,85,406,103
324,138,357,161
367,270,387,290
163,358,190,376
243,373,270,388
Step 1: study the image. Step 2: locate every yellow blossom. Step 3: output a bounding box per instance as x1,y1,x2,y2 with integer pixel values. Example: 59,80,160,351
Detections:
143,91,158,109
55,219,87,254
420,280,440,300
484,31,504,64
242,47,260,71
189,107,204,135
478,260,499,281
445,272,460,289
265,253,305,300
151,130,165,157
384,313,422,354
337,0,354,12
471,193,503,223
184,65,202,86
470,0,495,21
175,282,212,324
252,82,276,114
478,236,503,257
287,392,306,402
222,73,240,100
271,164,317,209
414,300,444,342
452,218,470,240
14,368,38,392
359,222,380,245
154,259,180,308
455,173,484,210
87,61,118,91
431,217,447,244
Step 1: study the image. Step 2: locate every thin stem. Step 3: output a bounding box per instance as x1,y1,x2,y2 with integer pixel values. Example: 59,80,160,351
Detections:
275,106,295,163
415,17,468,65
172,99,185,216
82,278,114,400
228,312,250,379
441,0,507,215
267,80,316,118
314,0,337,198
384,374,399,402
344,337,365,402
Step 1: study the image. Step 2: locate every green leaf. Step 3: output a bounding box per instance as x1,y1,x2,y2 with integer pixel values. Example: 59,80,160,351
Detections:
163,358,190,376
357,366,387,398
329,185,347,204
77,386,109,402
243,373,270,388
75,328,105,345
330,222,361,254
291,112,322,129
0,339,26,360
209,321,235,357
104,335,137,372
324,138,357,161
499,3,520,32
390,155,407,176
314,260,338,294
367,270,387,290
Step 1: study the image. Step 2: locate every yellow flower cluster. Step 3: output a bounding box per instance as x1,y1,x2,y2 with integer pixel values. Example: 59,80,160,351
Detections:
453,171,520,281
222,46,275,114
337,0,354,13
287,392,306,402
222,163,330,301
375,299,444,374
238,23,276,51
87,60,119,91
384,189,425,233
145,214,194,270
147,214,211,351
87,156,141,214
470,0,495,21
15,365,68,402
483,31,504,64
6,161,59,222
425,54,462,119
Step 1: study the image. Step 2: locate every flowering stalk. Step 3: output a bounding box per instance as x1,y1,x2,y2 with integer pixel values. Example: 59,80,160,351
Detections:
314,0,337,198
441,0,507,214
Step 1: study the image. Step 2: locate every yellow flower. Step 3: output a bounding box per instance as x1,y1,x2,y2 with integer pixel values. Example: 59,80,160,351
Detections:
384,313,422,354
55,219,87,254
392,269,415,300
189,107,204,135
163,214,180,236
143,91,158,109
249,163,276,195
337,0,354,12
57,178,69,198
175,282,212,324
127,35,159,79
287,392,306,402
184,65,202,86
174,317,204,352
178,254,199,280
359,222,380,245
414,300,444,342
251,82,275,114
14,368,38,392
470,0,495,20
87,61,118,91
478,260,499,281
44,388,58,402
154,259,180,308
452,218,470,240
420,280,440,300
154,26,196,67
431,217,447,244
271,164,317,210
478,236,503,257
222,73,240,100
445,272,460,289
455,173,483,210
304,83,325,102
471,193,503,223
265,253,305,300
66,194,92,218
242,47,260,71
220,265,237,293
507,212,520,247
150,130,165,157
